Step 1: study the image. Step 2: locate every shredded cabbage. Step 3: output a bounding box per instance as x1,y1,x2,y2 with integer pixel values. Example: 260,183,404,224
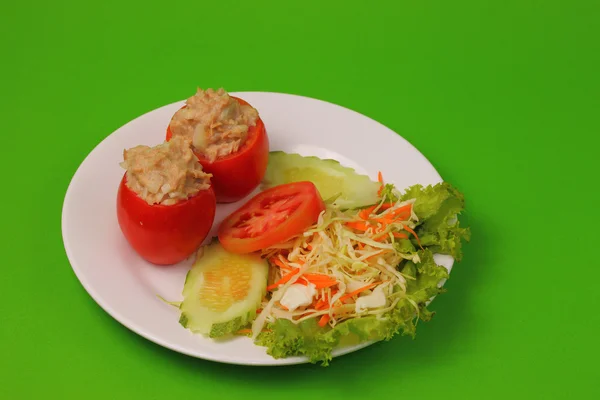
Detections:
251,185,424,338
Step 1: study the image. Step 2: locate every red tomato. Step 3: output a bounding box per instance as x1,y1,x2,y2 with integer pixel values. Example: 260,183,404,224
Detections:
116,174,216,265
166,96,269,203
218,181,326,254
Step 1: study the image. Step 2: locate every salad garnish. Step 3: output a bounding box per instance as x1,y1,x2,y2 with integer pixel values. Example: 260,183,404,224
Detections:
249,176,470,364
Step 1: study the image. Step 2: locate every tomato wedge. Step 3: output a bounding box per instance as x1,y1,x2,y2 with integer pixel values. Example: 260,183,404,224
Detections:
218,182,326,254
166,96,269,204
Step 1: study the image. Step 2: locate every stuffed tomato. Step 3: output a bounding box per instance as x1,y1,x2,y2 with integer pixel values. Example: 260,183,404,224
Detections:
117,137,217,265
166,88,269,203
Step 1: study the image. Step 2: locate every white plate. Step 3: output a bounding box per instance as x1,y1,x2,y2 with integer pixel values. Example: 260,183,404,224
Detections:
61,92,453,366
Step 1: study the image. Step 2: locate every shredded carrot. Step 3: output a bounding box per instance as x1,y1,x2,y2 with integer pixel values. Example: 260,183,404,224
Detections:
267,268,300,291
388,204,412,219
379,202,395,210
337,282,380,304
296,278,309,286
373,228,393,242
373,233,388,242
377,171,384,196
402,225,424,250
314,298,328,310
359,205,377,220
318,314,331,327
345,221,373,231
270,258,290,271
370,225,389,242
255,308,263,314
302,273,338,289
307,243,313,251
393,232,409,239
269,270,337,291
372,216,388,225
314,289,338,310
271,257,291,271
374,205,412,224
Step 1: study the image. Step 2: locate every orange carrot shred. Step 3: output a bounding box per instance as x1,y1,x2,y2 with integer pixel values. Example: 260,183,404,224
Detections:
337,282,380,304
346,221,372,231
359,205,377,220
267,268,300,291
271,257,291,271
314,298,327,310
318,314,331,327
388,204,412,219
373,205,412,225
373,233,388,242
302,274,338,289
394,204,412,213
315,289,339,310
402,225,424,250
393,232,409,239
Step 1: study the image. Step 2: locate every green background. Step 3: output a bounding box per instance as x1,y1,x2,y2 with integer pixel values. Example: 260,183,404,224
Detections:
2,0,598,398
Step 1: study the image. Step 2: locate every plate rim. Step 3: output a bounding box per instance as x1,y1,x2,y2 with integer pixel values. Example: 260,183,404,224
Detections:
61,91,449,366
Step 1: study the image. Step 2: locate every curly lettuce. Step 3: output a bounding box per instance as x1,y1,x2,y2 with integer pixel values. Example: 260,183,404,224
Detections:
400,182,471,261
251,182,470,365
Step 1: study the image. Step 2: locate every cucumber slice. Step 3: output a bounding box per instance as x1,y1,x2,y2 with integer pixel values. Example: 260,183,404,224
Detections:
179,241,268,338
262,151,380,209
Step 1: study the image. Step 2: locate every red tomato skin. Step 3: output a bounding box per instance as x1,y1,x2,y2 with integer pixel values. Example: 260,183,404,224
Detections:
116,174,216,265
166,96,269,203
217,181,326,254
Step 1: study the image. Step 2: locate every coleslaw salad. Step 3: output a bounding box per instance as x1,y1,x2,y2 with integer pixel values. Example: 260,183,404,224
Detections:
242,176,470,364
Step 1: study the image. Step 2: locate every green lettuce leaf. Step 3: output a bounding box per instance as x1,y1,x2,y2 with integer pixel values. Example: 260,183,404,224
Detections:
401,182,471,260
400,182,454,219
255,248,449,366
393,238,417,255
209,317,246,338
402,248,449,304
